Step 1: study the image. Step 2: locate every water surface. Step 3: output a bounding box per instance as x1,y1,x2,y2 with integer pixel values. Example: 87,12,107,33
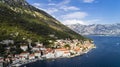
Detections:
21,36,120,67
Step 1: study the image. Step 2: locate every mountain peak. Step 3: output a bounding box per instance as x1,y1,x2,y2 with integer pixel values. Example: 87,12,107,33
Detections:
68,23,120,35
0,0,29,7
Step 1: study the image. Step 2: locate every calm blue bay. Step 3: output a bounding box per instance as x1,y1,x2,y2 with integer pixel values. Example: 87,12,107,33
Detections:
21,36,120,67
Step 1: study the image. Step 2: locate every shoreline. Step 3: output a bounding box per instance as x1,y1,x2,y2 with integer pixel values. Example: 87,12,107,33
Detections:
18,46,96,67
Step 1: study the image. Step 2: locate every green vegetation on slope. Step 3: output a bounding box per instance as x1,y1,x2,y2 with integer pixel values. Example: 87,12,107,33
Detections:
0,1,88,46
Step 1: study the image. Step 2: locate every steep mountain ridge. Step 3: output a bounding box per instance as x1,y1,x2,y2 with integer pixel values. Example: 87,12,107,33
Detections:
0,0,30,7
67,23,120,35
0,0,87,44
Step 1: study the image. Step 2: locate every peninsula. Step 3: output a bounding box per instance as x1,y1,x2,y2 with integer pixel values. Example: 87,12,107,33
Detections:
0,0,95,67
0,39,95,67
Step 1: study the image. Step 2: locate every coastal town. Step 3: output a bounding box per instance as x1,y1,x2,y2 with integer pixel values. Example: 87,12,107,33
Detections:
0,39,95,67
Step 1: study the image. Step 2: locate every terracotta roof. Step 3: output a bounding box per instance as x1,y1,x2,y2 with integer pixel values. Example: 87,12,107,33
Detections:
46,48,52,52
29,54,35,57
64,52,70,54
55,48,67,51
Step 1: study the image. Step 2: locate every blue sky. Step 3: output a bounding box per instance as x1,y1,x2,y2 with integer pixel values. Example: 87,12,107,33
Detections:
26,0,120,25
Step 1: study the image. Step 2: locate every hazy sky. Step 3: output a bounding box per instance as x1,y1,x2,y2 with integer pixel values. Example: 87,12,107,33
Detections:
26,0,120,25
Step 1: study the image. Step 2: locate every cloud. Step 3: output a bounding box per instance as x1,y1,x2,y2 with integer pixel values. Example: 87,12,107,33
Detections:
32,0,79,15
32,1,90,25
60,6,80,11
46,8,59,14
87,19,100,22
61,12,88,20
62,19,101,25
48,3,56,6
62,19,86,25
58,0,71,6
83,0,95,3
32,3,58,14
32,3,41,7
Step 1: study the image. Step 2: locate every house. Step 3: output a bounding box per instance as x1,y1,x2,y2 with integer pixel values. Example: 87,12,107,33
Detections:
54,49,64,58
42,48,54,58
56,39,64,43
34,51,41,58
63,52,70,57
19,56,25,61
15,54,20,58
20,52,29,58
29,54,35,60
8,54,13,57
40,47,46,51
44,52,55,59
74,48,82,54
36,43,43,47
32,46,40,51
5,58,10,62
62,49,70,57
20,45,28,51
54,48,70,58
0,57,4,63
83,40,90,45
45,48,53,53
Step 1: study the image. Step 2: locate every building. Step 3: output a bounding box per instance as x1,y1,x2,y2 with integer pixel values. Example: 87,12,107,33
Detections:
42,48,54,58
15,54,20,58
0,57,4,63
44,52,55,59
19,56,25,61
54,48,70,58
63,52,70,57
34,51,41,58
32,46,40,51
20,45,28,51
20,52,29,58
36,43,43,47
29,54,35,60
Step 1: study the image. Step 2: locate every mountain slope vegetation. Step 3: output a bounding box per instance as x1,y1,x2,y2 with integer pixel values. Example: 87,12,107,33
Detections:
0,0,88,45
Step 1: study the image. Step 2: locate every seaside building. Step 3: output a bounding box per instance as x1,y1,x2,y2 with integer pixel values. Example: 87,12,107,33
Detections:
20,45,28,51
20,52,29,58
29,54,35,60
32,46,40,51
54,48,70,57
34,51,41,58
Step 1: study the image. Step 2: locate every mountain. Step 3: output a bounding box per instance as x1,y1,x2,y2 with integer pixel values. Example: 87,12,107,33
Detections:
67,23,120,35
0,0,87,45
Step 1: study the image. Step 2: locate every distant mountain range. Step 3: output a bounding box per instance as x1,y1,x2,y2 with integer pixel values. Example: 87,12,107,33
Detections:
67,23,120,35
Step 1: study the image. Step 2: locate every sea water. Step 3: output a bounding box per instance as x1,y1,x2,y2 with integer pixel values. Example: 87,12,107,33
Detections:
21,36,120,67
